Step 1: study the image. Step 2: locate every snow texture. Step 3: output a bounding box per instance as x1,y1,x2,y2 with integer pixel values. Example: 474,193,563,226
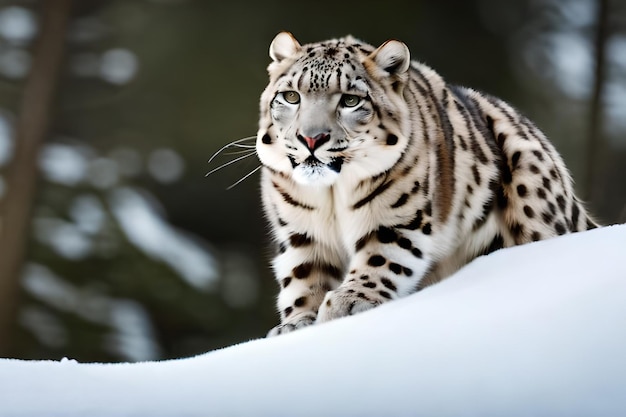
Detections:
1,225,625,417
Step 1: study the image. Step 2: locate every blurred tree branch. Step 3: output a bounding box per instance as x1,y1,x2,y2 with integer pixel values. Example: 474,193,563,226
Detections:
584,0,609,203
0,0,72,356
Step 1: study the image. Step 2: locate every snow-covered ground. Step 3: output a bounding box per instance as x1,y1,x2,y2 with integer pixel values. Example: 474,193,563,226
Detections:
1,225,625,417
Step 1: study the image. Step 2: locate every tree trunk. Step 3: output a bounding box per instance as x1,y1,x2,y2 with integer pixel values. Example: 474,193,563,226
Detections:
584,0,609,203
0,0,72,357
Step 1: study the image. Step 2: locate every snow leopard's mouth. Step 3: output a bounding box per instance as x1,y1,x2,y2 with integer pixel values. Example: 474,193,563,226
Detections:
303,156,343,173
289,155,343,173
290,156,344,186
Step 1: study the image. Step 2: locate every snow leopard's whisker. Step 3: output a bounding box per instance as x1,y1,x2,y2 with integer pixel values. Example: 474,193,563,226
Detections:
205,150,256,177
222,148,258,157
207,136,257,165
229,143,257,149
227,165,262,190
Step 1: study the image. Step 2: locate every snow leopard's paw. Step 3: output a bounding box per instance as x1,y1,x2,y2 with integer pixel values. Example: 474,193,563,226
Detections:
266,312,316,337
316,287,381,323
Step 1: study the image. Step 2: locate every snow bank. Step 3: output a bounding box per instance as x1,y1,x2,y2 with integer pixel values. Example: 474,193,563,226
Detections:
1,225,625,417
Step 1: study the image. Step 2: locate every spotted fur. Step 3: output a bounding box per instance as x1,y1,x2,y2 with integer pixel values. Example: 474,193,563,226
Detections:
256,32,598,336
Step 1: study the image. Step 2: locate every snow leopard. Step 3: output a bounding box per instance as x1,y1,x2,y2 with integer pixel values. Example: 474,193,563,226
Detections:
253,32,598,336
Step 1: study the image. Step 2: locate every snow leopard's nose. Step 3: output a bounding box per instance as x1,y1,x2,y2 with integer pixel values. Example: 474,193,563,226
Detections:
297,132,330,152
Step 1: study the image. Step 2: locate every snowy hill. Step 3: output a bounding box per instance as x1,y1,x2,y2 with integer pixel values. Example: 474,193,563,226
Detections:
1,225,625,417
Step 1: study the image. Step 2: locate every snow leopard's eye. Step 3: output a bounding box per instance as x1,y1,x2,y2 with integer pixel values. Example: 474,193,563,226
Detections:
340,94,361,108
282,91,300,104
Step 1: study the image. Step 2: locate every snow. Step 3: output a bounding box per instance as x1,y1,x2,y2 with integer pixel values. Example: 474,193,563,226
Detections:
1,225,625,417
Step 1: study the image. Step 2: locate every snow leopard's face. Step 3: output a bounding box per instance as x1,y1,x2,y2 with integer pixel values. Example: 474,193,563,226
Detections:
257,32,412,187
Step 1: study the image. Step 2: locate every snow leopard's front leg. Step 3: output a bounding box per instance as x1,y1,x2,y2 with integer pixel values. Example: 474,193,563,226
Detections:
267,238,345,336
262,171,347,336
317,226,432,323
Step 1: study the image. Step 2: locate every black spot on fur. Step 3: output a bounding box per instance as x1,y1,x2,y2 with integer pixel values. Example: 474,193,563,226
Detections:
459,135,468,151
381,278,397,292
510,222,524,238
293,263,313,279
422,223,432,235
496,186,508,209
549,168,558,180
556,195,566,213
529,164,540,174
548,202,557,215
472,164,481,185
542,211,555,224
532,150,544,161
289,233,312,247
355,232,374,252
398,238,412,249
470,138,489,165
294,297,307,307
480,234,504,256
412,248,423,258
273,181,315,210
488,177,500,193
391,193,409,208
554,221,566,235
389,263,402,274
377,227,398,243
517,184,527,197
542,177,552,192
523,205,535,218
531,231,541,241
424,201,432,216
368,255,386,267
486,115,494,132
501,163,512,184
571,204,580,231
398,210,423,230
386,134,398,145
320,263,343,280
401,164,414,177
537,188,547,199
363,281,377,288
284,306,293,317
379,290,392,299
281,277,292,288
472,205,489,232
353,180,395,209
511,151,521,168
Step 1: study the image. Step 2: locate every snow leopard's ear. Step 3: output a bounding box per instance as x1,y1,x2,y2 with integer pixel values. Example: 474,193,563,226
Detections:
270,32,301,63
367,40,411,76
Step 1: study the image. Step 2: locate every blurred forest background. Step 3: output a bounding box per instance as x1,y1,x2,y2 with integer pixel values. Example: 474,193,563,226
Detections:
0,0,624,362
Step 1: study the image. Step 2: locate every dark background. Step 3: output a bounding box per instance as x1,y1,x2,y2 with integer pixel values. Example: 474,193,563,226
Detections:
0,0,623,362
